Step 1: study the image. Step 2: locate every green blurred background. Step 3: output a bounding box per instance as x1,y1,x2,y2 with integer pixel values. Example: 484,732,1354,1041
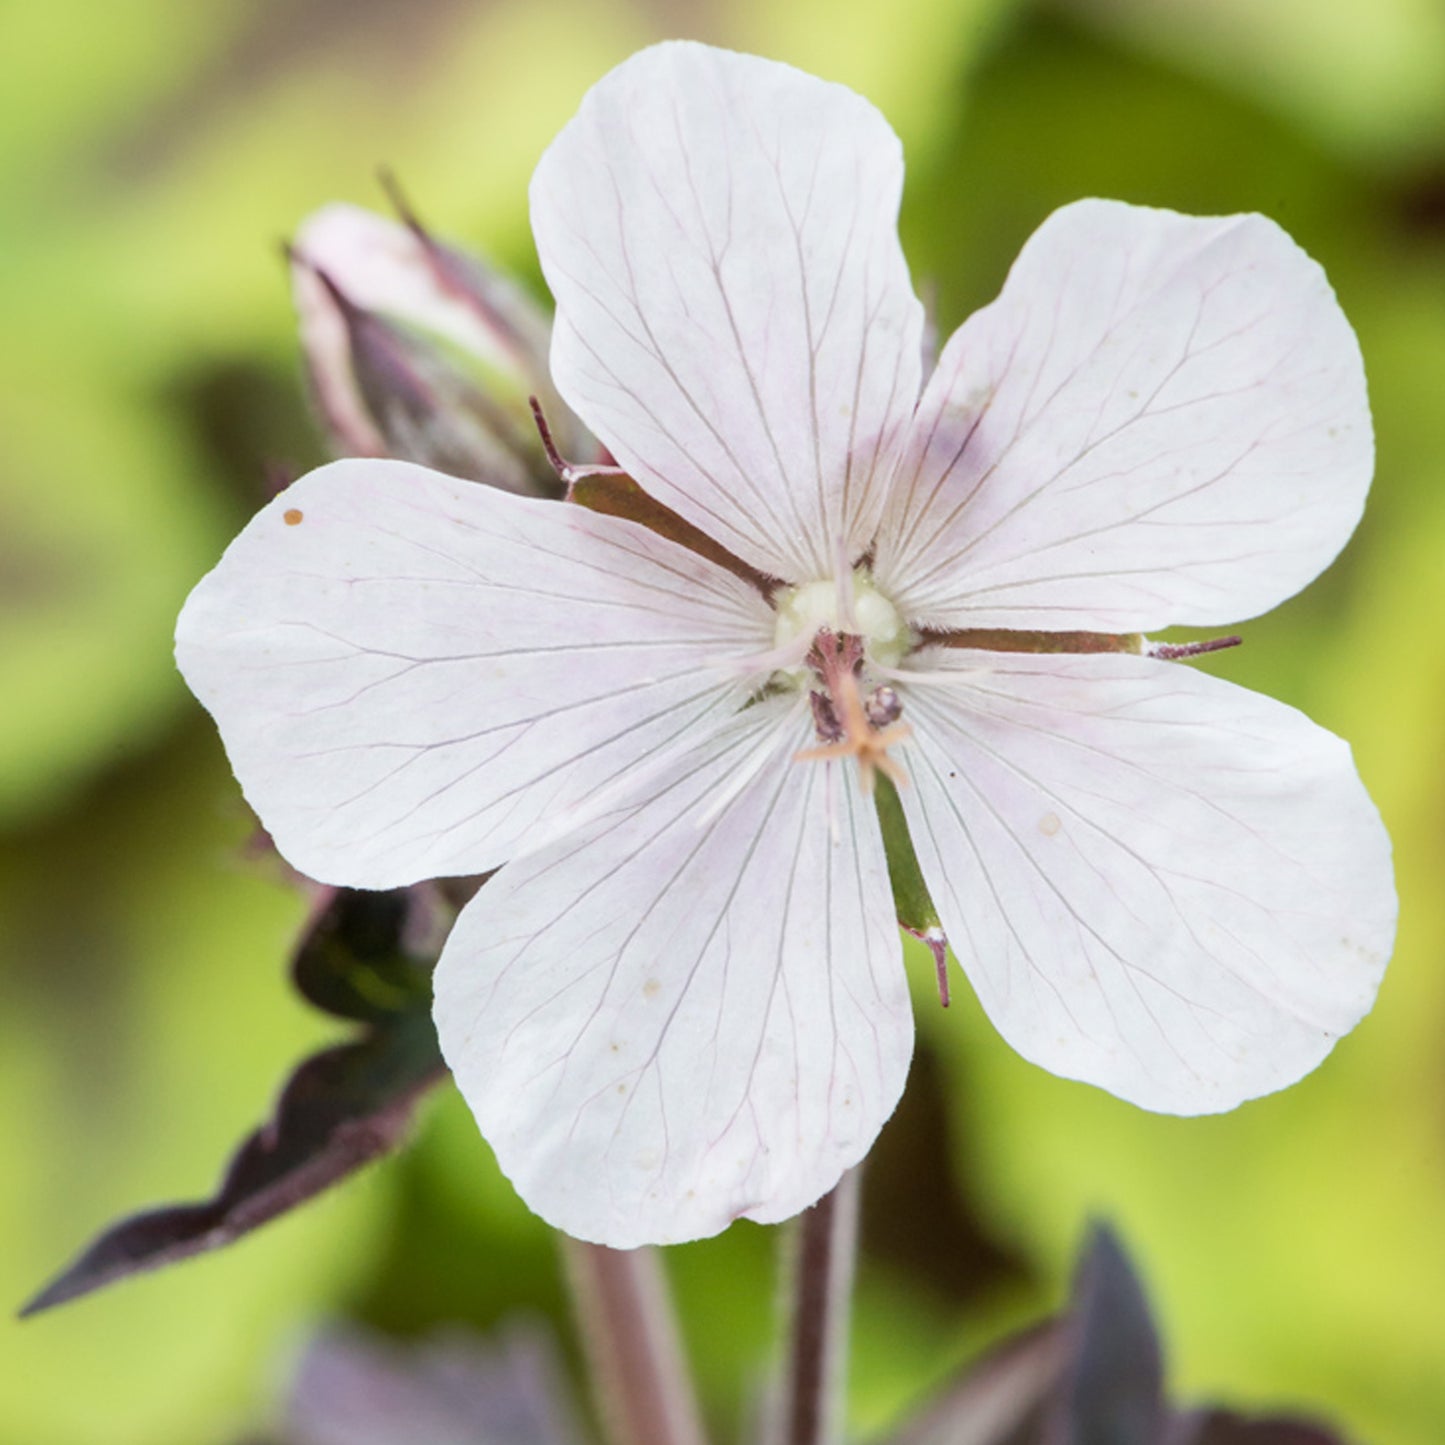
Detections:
5,0,1445,1440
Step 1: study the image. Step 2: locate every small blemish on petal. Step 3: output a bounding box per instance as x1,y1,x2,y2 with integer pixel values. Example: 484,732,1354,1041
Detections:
951,384,991,416
643,978,662,999
1039,812,1062,836
1342,937,1378,967
283,508,304,526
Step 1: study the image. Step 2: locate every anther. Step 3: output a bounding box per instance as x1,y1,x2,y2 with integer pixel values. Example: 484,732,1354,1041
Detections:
865,685,902,729
809,690,844,744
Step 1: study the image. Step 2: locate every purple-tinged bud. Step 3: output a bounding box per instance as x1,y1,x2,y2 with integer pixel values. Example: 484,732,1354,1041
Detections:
289,201,589,495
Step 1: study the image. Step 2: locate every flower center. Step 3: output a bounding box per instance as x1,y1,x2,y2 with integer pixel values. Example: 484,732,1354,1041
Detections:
792,630,913,793
772,569,909,669
771,572,914,792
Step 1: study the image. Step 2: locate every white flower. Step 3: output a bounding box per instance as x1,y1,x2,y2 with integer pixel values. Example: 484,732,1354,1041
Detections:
176,42,1395,1247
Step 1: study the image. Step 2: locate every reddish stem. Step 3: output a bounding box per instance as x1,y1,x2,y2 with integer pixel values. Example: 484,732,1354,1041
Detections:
777,1169,862,1445
562,1240,708,1445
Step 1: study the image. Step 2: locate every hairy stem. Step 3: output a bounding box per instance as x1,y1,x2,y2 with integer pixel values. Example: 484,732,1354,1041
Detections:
561,1239,709,1445
778,1168,863,1445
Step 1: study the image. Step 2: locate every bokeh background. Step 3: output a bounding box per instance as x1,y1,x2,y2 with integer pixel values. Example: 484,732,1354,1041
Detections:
5,0,1445,1440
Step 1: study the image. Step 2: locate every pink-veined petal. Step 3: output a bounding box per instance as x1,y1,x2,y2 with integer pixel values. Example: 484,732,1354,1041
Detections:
892,650,1394,1113
532,41,924,584
175,459,774,889
433,698,911,1246
874,200,1372,631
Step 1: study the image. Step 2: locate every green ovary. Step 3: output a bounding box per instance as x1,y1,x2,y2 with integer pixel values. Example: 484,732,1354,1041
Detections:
772,569,910,669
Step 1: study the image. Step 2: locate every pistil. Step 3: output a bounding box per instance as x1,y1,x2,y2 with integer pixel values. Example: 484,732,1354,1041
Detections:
795,631,912,794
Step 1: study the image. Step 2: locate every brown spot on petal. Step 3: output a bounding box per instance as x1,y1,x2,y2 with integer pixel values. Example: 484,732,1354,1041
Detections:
283,508,304,526
642,978,662,1000
1039,812,1062,837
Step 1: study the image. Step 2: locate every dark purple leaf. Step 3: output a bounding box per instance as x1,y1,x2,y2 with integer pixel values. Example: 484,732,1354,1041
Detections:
880,1223,1356,1445
1170,1409,1349,1445
1049,1222,1168,1445
276,1320,590,1445
20,1010,444,1316
291,884,443,1024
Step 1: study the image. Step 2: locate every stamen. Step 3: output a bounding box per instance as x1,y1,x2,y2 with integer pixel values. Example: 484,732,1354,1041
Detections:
832,535,857,634
1147,635,1243,661
729,631,815,680
809,690,844,744
794,630,912,794
864,685,902,729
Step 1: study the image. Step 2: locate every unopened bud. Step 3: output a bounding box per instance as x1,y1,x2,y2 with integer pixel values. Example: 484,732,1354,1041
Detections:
290,201,590,495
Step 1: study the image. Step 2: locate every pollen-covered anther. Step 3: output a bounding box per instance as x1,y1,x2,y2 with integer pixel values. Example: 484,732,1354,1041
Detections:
865,685,902,729
795,630,911,793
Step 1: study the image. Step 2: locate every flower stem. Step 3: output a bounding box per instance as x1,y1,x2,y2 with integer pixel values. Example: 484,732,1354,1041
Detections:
561,1239,709,1445
778,1168,863,1445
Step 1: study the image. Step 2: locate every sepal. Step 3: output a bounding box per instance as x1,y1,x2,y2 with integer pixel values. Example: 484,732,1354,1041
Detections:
874,773,950,1005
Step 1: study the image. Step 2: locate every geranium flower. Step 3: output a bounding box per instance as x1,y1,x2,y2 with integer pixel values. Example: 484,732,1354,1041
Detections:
176,42,1395,1247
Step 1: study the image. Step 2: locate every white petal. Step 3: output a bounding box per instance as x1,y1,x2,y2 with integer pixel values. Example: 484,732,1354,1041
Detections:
532,41,924,584
874,200,1372,631
433,699,911,1246
175,459,773,889
892,651,1394,1113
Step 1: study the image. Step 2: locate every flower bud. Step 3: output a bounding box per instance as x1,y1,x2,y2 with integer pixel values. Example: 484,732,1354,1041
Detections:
290,201,588,495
